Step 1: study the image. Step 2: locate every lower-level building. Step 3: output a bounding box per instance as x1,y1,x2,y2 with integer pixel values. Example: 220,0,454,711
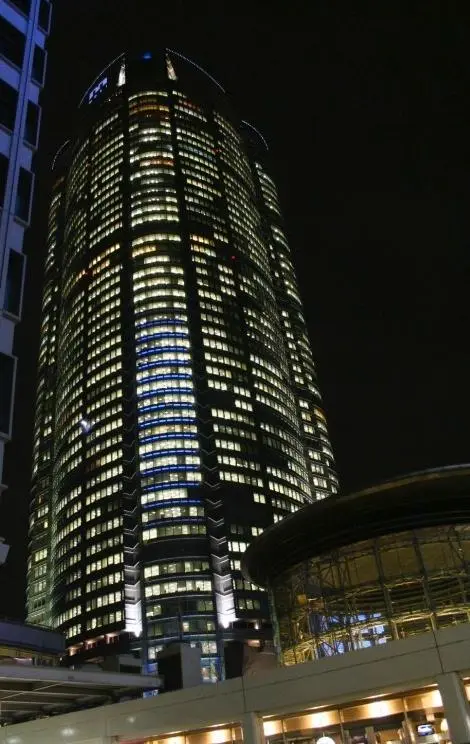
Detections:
242,466,470,666
0,618,64,666
0,623,469,744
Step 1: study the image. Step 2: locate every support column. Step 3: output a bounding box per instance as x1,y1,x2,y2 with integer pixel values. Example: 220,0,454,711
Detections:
242,712,266,744
400,718,414,744
437,673,470,744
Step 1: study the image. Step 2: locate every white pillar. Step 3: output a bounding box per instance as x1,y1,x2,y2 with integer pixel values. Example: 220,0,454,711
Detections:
242,712,266,744
437,673,470,744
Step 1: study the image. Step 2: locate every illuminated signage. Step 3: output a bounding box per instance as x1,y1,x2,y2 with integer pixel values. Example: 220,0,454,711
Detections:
88,77,108,103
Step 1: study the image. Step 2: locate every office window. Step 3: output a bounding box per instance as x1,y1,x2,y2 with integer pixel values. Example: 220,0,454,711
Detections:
32,46,45,84
25,101,39,146
4,249,24,317
0,353,15,437
10,0,31,14
15,167,32,222
0,79,18,131
0,153,8,206
38,1,51,31
0,16,25,68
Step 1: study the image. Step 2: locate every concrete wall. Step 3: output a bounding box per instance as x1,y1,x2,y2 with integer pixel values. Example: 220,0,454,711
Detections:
1,624,469,744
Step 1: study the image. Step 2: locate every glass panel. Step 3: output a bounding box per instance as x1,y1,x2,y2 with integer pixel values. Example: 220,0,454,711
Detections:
25,101,39,145
0,352,15,437
32,45,45,83
272,526,470,664
0,153,9,207
38,0,51,31
0,78,18,130
10,0,31,15
380,543,419,580
15,167,32,222
4,249,24,317
0,16,25,68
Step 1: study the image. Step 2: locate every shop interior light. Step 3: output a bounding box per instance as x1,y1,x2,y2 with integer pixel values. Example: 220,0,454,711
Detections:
316,736,335,744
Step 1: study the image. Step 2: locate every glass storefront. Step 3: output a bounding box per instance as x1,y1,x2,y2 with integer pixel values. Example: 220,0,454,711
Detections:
263,684,470,744
126,682,470,744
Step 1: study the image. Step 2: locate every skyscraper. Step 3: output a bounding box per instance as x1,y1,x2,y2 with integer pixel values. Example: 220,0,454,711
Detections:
0,0,51,492
27,50,338,679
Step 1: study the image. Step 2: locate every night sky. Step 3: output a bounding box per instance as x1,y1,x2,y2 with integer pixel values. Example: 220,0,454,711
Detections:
3,1,470,619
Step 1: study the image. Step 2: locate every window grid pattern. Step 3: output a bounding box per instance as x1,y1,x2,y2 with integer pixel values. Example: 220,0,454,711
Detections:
129,91,212,666
253,161,338,500
27,179,62,625
27,53,338,679
0,0,51,519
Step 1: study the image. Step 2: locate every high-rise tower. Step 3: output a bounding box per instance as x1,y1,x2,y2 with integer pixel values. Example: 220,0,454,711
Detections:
0,0,51,492
27,50,338,679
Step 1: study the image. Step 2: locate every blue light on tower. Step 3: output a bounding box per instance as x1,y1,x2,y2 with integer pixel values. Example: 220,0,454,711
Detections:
142,52,152,60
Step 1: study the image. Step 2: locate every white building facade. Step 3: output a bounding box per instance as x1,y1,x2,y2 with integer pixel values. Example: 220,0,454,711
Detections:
1,624,469,744
0,0,51,488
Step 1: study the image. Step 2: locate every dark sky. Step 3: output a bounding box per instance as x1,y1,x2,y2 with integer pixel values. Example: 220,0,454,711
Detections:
3,1,470,618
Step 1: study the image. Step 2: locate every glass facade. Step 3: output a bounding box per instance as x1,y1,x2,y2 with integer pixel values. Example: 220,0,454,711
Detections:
27,50,338,678
269,524,470,666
